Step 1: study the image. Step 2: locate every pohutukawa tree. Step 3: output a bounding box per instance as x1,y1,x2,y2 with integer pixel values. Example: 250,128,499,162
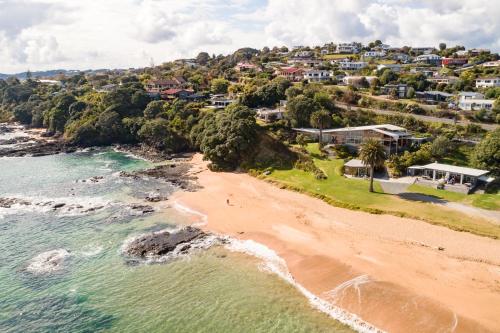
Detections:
310,109,332,147
359,138,386,192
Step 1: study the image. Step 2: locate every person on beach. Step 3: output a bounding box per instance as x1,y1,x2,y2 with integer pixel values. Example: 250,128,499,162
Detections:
226,199,230,205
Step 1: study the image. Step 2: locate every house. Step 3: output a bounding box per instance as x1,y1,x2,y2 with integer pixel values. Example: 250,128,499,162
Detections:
145,78,186,93
416,91,454,104
428,76,459,85
295,50,313,58
293,124,414,155
161,88,194,100
381,84,408,98
414,54,442,66
364,50,387,58
337,60,368,71
391,53,411,63
377,64,402,73
209,95,236,109
235,62,260,72
476,77,500,88
469,48,490,56
288,58,322,67
408,162,491,194
336,43,360,54
95,84,118,93
343,76,378,87
343,159,369,178
275,67,304,81
303,69,331,82
411,47,435,55
454,50,468,57
441,57,468,67
458,92,495,111
256,108,285,122
37,79,63,86
482,60,500,68
410,67,436,77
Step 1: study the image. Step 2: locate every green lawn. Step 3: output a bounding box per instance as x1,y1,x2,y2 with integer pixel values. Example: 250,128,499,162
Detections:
323,54,357,60
262,144,500,239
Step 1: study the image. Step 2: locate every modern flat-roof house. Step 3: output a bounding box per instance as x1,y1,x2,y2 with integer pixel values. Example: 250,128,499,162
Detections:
411,47,435,55
256,108,285,122
416,91,454,104
209,95,236,109
338,61,368,70
476,77,500,88
294,124,414,155
364,50,386,58
414,54,442,66
458,92,495,111
303,69,331,82
428,76,459,85
288,57,322,67
336,43,360,54
482,60,500,68
408,162,491,194
381,84,408,98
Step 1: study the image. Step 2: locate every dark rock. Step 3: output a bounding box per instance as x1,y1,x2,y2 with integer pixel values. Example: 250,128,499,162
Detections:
53,203,66,209
129,204,155,214
123,226,207,258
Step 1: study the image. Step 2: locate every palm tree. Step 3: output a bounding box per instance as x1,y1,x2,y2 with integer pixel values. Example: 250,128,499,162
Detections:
359,139,386,192
310,109,332,147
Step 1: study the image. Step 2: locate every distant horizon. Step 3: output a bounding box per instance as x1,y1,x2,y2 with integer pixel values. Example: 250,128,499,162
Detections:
1,0,499,74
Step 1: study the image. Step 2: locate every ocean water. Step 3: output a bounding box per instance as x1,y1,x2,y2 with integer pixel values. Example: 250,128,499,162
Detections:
0,132,353,332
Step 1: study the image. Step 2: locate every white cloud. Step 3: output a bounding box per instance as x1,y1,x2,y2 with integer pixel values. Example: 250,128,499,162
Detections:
0,0,498,74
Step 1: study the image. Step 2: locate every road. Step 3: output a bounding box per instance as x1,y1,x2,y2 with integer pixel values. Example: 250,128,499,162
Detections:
336,103,498,131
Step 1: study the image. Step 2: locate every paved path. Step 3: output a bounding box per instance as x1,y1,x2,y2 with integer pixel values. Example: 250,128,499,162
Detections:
337,103,498,131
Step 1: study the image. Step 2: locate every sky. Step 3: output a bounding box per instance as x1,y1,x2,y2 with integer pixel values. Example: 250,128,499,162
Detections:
0,0,499,74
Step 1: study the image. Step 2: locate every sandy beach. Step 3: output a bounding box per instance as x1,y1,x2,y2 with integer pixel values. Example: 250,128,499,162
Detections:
172,154,500,333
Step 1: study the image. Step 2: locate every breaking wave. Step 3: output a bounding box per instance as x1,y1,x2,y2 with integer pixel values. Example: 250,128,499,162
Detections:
25,249,71,274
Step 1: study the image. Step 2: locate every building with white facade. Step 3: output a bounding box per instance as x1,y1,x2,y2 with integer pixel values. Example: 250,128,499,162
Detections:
337,61,368,71
336,43,360,54
475,77,500,88
364,51,386,58
458,92,495,111
303,70,331,82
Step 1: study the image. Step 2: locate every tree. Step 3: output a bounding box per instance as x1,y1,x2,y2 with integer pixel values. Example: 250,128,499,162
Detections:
471,128,500,176
144,100,166,119
310,109,332,146
439,43,447,51
196,52,210,65
407,87,416,99
287,95,316,127
430,135,451,158
359,139,386,192
211,78,230,95
296,133,308,149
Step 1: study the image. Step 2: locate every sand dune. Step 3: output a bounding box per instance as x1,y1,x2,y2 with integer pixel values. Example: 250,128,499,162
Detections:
172,154,500,332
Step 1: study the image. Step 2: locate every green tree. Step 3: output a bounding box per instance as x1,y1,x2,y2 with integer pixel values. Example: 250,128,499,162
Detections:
439,43,447,51
211,78,230,94
310,109,332,146
296,133,308,148
359,139,386,192
430,135,451,158
471,129,500,176
144,100,166,119
196,52,210,65
287,95,316,127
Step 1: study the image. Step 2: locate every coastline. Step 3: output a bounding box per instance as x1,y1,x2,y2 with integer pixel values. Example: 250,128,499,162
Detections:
171,153,500,333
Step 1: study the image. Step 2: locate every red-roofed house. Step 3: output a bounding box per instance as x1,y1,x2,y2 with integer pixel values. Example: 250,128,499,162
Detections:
161,88,194,100
235,62,261,72
275,67,304,81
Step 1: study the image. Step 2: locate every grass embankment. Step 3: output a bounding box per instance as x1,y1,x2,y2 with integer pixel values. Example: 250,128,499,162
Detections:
256,144,500,239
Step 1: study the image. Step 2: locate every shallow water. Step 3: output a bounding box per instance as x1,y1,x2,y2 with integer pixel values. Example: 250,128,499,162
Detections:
0,135,353,332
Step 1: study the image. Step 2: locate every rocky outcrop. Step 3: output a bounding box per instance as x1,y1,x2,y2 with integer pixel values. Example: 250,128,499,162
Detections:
120,164,200,191
0,140,77,157
122,227,208,258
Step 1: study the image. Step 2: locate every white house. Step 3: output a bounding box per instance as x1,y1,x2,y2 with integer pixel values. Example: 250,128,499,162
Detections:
458,92,495,111
428,76,459,85
414,54,442,65
364,50,386,58
482,60,500,68
303,69,331,82
411,47,435,55
336,43,360,54
209,95,236,109
377,64,402,72
475,77,500,88
338,61,368,70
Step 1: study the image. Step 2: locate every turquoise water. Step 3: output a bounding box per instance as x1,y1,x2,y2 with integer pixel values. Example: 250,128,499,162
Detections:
0,145,352,332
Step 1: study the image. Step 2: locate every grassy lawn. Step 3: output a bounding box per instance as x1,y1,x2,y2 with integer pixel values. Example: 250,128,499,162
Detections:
323,54,356,60
263,144,500,239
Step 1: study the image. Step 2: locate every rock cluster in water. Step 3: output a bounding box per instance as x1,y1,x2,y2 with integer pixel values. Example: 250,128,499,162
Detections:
25,249,71,274
122,227,208,258
119,163,200,191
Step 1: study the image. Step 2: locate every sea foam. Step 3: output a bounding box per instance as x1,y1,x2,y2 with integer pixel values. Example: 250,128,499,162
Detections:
226,239,385,333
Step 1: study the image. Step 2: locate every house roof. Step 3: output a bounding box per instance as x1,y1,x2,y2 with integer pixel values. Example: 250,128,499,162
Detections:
162,88,193,95
293,124,411,138
280,67,303,74
344,159,367,168
410,162,489,177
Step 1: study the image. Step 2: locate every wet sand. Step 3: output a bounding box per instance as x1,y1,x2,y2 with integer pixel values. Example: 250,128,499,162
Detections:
172,154,500,332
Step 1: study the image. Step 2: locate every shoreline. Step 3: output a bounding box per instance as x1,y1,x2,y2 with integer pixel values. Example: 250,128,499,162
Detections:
171,154,500,333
